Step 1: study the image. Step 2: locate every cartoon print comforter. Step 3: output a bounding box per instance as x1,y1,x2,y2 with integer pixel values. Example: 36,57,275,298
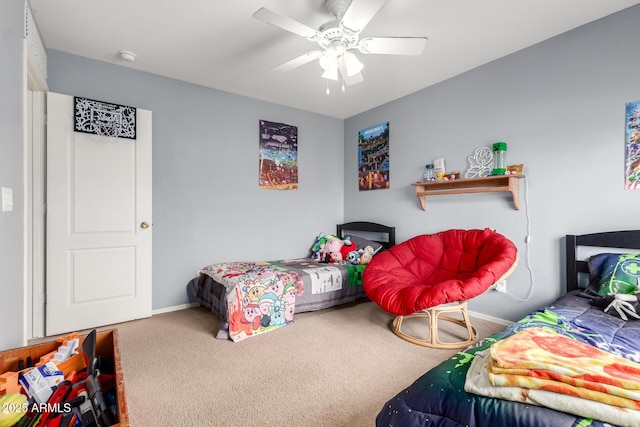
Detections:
199,259,366,342
377,291,640,427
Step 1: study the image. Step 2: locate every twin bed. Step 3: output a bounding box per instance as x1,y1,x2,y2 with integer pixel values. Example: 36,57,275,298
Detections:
377,229,640,427
187,221,395,341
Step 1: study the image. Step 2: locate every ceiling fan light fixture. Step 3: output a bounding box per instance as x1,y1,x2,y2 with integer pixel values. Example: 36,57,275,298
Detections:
319,51,339,81
343,52,363,76
321,67,339,81
319,51,334,70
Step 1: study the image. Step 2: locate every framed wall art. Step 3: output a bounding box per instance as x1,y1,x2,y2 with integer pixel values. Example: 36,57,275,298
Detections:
259,120,298,190
358,121,389,191
625,99,640,189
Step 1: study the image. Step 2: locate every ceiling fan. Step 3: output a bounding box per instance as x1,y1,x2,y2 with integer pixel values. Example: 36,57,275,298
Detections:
253,0,428,89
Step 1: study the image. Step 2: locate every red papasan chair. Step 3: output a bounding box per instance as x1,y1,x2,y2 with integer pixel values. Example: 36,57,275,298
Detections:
364,228,518,349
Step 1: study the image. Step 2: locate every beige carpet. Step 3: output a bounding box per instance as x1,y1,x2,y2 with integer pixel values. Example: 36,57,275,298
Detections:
100,301,505,427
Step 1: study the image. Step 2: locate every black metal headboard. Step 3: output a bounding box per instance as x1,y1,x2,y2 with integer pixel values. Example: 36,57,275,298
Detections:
565,230,640,293
337,221,396,249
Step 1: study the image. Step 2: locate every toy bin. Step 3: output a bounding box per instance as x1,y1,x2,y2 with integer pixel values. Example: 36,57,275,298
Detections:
0,329,129,426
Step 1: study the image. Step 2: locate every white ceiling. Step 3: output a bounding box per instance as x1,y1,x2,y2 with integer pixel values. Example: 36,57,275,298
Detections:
29,0,640,119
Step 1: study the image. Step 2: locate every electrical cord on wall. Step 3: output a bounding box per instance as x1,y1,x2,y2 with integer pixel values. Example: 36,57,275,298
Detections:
505,174,535,302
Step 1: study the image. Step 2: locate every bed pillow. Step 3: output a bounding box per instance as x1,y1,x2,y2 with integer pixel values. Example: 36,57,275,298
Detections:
588,253,640,296
345,235,384,255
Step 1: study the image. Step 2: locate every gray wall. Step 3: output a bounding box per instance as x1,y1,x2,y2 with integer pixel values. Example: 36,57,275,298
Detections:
344,5,640,321
46,51,345,310
0,1,26,350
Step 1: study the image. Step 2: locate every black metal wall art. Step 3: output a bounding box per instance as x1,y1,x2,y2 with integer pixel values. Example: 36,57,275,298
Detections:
74,97,136,139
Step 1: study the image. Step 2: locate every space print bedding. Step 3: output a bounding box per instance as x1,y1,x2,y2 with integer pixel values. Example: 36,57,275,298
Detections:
187,222,395,342
377,230,640,427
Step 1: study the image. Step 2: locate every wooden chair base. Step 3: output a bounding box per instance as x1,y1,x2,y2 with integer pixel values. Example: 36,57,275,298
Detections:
391,300,478,349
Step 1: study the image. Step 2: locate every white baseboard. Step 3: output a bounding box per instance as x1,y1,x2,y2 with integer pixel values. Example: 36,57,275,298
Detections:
152,302,199,315
468,309,512,327
151,303,512,328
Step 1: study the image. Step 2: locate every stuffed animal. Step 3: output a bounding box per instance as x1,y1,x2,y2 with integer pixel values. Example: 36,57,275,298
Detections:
310,233,332,262
338,236,354,261
310,233,327,255
324,236,344,261
359,246,375,265
310,234,355,264
346,250,361,265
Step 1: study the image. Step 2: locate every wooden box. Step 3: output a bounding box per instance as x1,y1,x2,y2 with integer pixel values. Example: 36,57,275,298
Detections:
0,329,129,426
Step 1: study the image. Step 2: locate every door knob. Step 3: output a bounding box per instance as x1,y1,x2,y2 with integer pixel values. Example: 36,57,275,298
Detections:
140,221,149,229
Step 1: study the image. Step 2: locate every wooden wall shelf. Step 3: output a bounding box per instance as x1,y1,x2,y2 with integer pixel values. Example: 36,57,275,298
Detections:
411,175,524,211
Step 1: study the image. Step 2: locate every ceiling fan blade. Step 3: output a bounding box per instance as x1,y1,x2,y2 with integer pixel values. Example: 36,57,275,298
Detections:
253,7,318,39
340,0,386,33
272,51,322,73
358,37,428,55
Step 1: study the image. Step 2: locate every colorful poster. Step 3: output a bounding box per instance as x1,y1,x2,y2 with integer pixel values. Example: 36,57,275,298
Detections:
259,120,298,190
625,100,640,189
358,122,390,191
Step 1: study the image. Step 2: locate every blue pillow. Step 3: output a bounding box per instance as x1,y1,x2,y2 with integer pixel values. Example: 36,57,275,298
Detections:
588,253,640,296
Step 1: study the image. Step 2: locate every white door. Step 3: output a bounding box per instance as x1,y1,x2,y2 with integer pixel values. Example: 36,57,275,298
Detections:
46,92,152,336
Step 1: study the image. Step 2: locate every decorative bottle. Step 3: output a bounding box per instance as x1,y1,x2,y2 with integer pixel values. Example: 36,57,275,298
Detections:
423,164,434,182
